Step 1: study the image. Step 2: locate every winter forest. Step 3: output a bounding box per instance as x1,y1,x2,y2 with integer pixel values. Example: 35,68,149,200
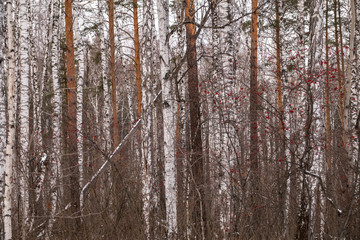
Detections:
0,0,360,239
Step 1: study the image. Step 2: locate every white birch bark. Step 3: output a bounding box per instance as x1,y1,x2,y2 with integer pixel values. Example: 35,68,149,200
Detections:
297,0,305,104
28,0,41,155
157,0,178,236
346,0,360,172
19,0,30,237
142,0,156,237
35,153,46,203
0,0,6,233
212,0,234,236
4,1,16,238
98,0,112,206
344,0,355,145
75,1,84,214
309,0,324,237
47,0,61,237
210,0,222,158
354,0,360,152
210,2,224,236
99,0,111,156
295,0,308,236
0,0,6,205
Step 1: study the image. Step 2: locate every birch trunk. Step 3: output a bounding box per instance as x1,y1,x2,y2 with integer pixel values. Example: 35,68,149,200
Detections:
309,0,324,237
98,0,111,156
274,2,290,236
142,0,156,237
4,1,16,238
19,0,30,237
157,0,177,237
210,1,224,236
344,0,356,151
46,0,61,237
347,0,360,175
349,0,360,192
75,1,85,214
295,0,309,238
28,0,41,161
0,0,6,211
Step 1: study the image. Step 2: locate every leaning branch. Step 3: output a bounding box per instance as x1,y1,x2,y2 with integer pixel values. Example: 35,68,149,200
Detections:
81,91,162,194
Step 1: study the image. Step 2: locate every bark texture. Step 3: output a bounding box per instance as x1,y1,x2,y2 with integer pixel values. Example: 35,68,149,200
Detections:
4,1,16,238
185,0,206,238
65,0,80,232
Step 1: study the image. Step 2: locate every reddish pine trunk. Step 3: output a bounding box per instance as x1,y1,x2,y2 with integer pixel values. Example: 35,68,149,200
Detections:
65,0,80,232
185,0,206,237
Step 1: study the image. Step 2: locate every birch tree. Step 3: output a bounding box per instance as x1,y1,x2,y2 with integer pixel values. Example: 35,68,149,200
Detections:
308,0,324,237
75,0,85,214
216,0,234,236
98,0,111,159
0,0,6,219
274,1,290,236
18,0,30,237
46,0,61,237
346,0,360,169
141,0,156,237
344,0,356,153
4,0,16,238
157,0,177,237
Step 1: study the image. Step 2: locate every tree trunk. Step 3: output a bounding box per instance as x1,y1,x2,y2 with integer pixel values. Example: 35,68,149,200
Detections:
308,0,324,237
4,1,16,238
210,2,223,236
324,0,333,238
142,0,156,237
98,0,111,156
75,3,85,214
219,0,234,236
0,0,6,222
174,2,186,237
133,0,141,117
47,0,61,237
334,0,345,145
64,0,80,232
157,0,178,237
344,0,356,153
185,0,206,238
19,0,30,237
108,0,119,149
249,0,261,238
